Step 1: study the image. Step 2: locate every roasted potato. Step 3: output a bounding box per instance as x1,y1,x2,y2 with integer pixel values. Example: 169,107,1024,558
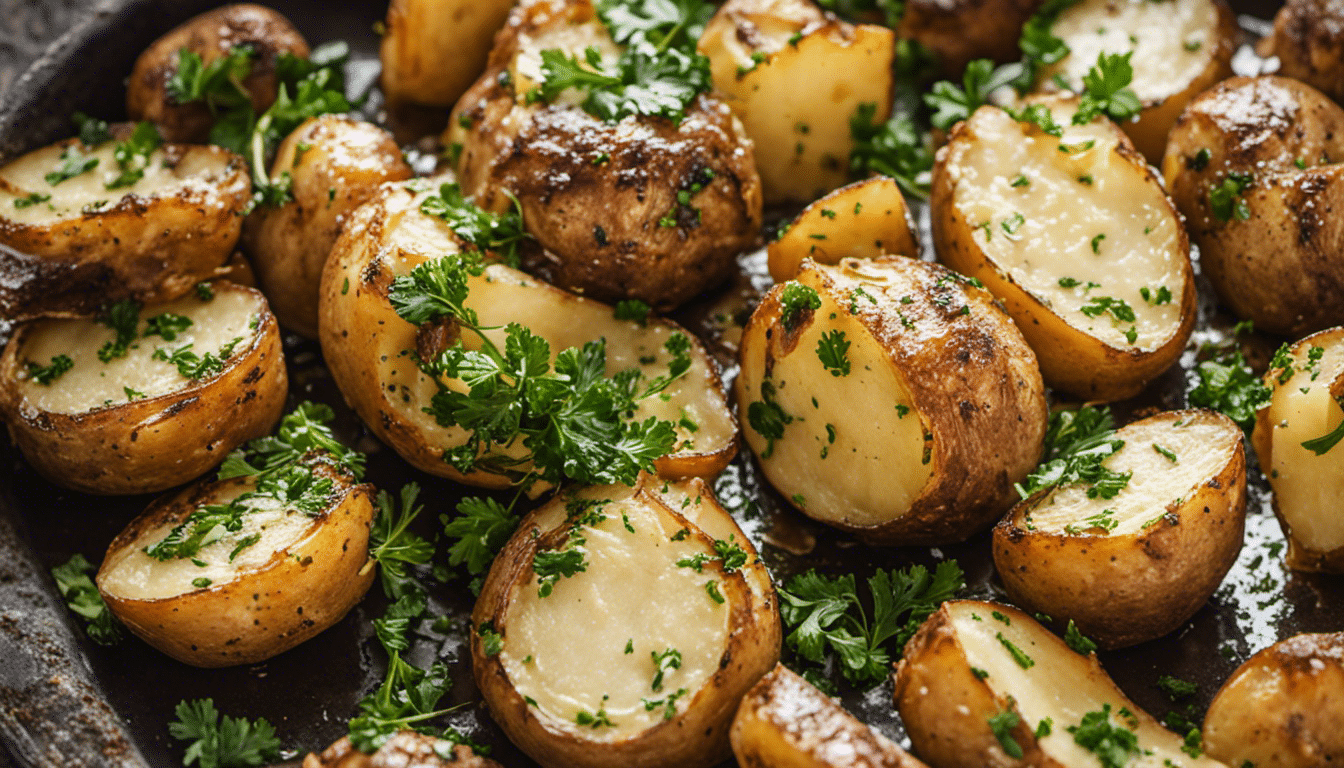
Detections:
1035,0,1237,163
1203,632,1344,768
698,0,895,204
894,600,1226,768
1162,76,1344,337
0,133,251,319
96,454,374,667
242,116,413,338
0,281,286,495
305,732,503,768
319,180,738,488
994,409,1247,649
1267,0,1344,105
472,475,780,768
446,0,763,310
1252,327,1344,572
126,4,310,143
379,0,515,109
736,256,1047,545
767,176,919,283
898,0,1044,76
933,97,1196,402
731,663,930,768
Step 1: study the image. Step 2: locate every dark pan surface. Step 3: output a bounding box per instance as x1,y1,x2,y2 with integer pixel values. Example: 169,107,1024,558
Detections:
0,1,1339,766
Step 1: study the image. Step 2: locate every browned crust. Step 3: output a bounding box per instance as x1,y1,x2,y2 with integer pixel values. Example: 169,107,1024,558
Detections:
304,732,505,768
1270,0,1344,104
897,0,1046,75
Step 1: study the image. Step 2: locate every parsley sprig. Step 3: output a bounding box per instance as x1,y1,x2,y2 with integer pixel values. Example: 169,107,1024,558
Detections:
848,103,934,199
1015,406,1131,500
369,483,436,600
418,183,530,267
168,699,281,768
50,554,121,645
1187,346,1269,435
1071,52,1142,125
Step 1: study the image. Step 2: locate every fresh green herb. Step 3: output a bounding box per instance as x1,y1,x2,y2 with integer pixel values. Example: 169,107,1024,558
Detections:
153,344,225,380
1302,398,1344,456
142,313,194,342
1209,173,1253,222
51,554,121,645
747,379,791,458
45,145,99,185
614,299,652,325
1002,212,1027,236
25,354,73,385
418,182,529,267
575,708,616,728
1140,285,1172,305
1072,52,1142,125
1091,233,1106,253
779,282,822,331
441,496,519,587
997,632,1035,668
1036,717,1054,738
195,282,215,301
1064,620,1098,654
1187,348,1270,435
169,698,281,768
124,386,146,400
1004,103,1063,137
167,45,257,112
817,329,851,377
1153,443,1178,462
96,299,142,362
848,102,933,199
369,483,436,599
73,111,112,146
1016,406,1131,500
12,191,51,208
1011,174,1031,187
926,59,1025,131
1065,507,1119,535
988,710,1024,759
107,121,163,189
641,687,688,721
1019,0,1083,76
704,579,725,603
1068,704,1141,768
649,646,683,692
1181,726,1204,758
1191,147,1211,171
477,622,503,657
1157,674,1197,700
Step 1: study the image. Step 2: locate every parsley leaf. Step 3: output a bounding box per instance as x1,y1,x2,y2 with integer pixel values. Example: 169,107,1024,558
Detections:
419,182,530,267
169,698,281,768
1015,406,1131,499
167,46,256,111
153,344,226,380
1068,704,1141,768
370,483,436,600
1019,0,1082,71
142,312,193,342
1072,52,1142,125
779,282,822,331
848,103,933,199
1187,348,1269,435
97,299,142,362
1004,103,1063,137
1208,172,1254,222
107,121,163,189
614,298,652,325
816,330,851,377
1157,674,1197,700
442,496,519,582
1302,396,1344,456
746,379,792,459
73,111,112,146
45,145,99,185
1064,619,1098,654
988,709,1024,759
50,554,121,645
25,354,73,385
925,59,1025,131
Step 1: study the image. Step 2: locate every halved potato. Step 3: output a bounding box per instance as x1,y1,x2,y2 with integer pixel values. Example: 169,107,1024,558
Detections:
736,256,1047,545
319,180,738,488
994,409,1247,649
1202,632,1344,768
898,0,1043,76
894,600,1227,768
1034,0,1237,163
767,176,919,283
242,115,413,338
0,135,251,319
932,97,1195,402
472,475,780,768
731,663,930,768
379,0,515,109
1252,327,1344,572
698,0,895,204
0,281,286,495
304,732,503,768
1162,76,1344,337
96,454,374,667
1267,0,1344,105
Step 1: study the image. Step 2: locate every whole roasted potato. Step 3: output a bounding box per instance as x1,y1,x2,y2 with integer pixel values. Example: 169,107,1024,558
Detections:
1203,632,1344,768
1267,0,1344,104
994,409,1247,649
1162,76,1344,336
243,116,413,338
933,97,1196,402
379,0,515,109
0,281,286,495
736,256,1047,546
767,176,919,283
898,0,1043,76
305,732,503,768
0,132,251,319
472,476,780,768
126,4,310,143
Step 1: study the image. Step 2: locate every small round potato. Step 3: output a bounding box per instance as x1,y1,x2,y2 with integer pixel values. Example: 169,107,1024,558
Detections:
304,731,504,768
898,0,1044,76
1268,0,1344,105
97,455,375,667
127,4,310,143
767,176,919,283
994,409,1247,649
243,116,413,338
1202,632,1344,768
379,0,516,109
0,281,286,495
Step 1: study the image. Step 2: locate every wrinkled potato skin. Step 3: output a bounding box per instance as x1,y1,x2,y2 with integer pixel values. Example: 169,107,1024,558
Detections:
127,4,310,143
898,0,1045,75
1269,0,1344,104
1162,76,1344,336
0,283,286,496
1203,632,1344,768
243,116,413,338
379,0,516,109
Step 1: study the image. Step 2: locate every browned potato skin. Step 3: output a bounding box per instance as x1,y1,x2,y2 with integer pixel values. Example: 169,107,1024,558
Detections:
304,732,504,768
127,4,310,143
731,663,930,768
1203,632,1344,768
1269,0,1344,105
1162,76,1344,336
0,282,287,495
98,458,375,667
243,116,413,338
898,0,1044,76
993,409,1247,649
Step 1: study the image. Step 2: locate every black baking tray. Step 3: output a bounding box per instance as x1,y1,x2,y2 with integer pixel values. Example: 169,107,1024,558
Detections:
1,1,1337,767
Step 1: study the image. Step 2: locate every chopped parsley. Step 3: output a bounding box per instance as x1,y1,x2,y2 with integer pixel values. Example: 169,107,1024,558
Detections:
1016,406,1131,500
142,312,193,342
13,191,51,208
779,282,822,331
988,709,1024,758
1140,286,1172,305
747,379,791,459
848,102,933,199
1302,397,1344,456
25,354,73,385
650,647,683,692
169,698,281,768
1157,674,1197,700
1072,52,1142,125
152,344,226,380
1187,348,1269,435
106,121,163,189
418,182,529,267
997,632,1035,669
1068,704,1141,768
1208,173,1253,222
1064,620,1098,654
51,554,121,645
96,298,142,362
817,329,851,377
45,145,99,185
1153,443,1178,462
614,298,652,325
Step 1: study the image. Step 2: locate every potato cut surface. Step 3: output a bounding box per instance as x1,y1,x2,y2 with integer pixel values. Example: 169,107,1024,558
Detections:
509,16,622,101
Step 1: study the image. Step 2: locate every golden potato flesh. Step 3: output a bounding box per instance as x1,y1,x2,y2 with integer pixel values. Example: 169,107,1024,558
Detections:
304,732,503,768
1161,76,1344,337
731,663,929,768
736,256,1047,545
0,282,286,495
243,116,413,338
1268,0,1344,105
1035,0,1236,163
379,0,516,109
1203,632,1344,768
1252,327,1344,572
0,137,250,319
767,176,919,283
894,600,1227,768
472,476,780,768
994,409,1246,649
933,99,1195,402
698,0,895,204
97,457,374,667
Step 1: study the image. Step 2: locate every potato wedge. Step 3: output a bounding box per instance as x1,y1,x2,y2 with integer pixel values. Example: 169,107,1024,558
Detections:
767,177,919,283
1202,632,1344,768
319,181,737,488
736,256,1047,545
0,135,251,319
97,454,374,667
1034,0,1237,163
472,475,780,768
126,4,310,143
1162,76,1344,337
698,0,895,204
242,116,413,338
894,600,1227,768
1267,0,1344,105
731,663,929,768
0,281,286,495
932,97,1195,402
994,409,1247,649
304,732,504,768
379,0,515,109
1252,327,1344,572
898,0,1043,76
